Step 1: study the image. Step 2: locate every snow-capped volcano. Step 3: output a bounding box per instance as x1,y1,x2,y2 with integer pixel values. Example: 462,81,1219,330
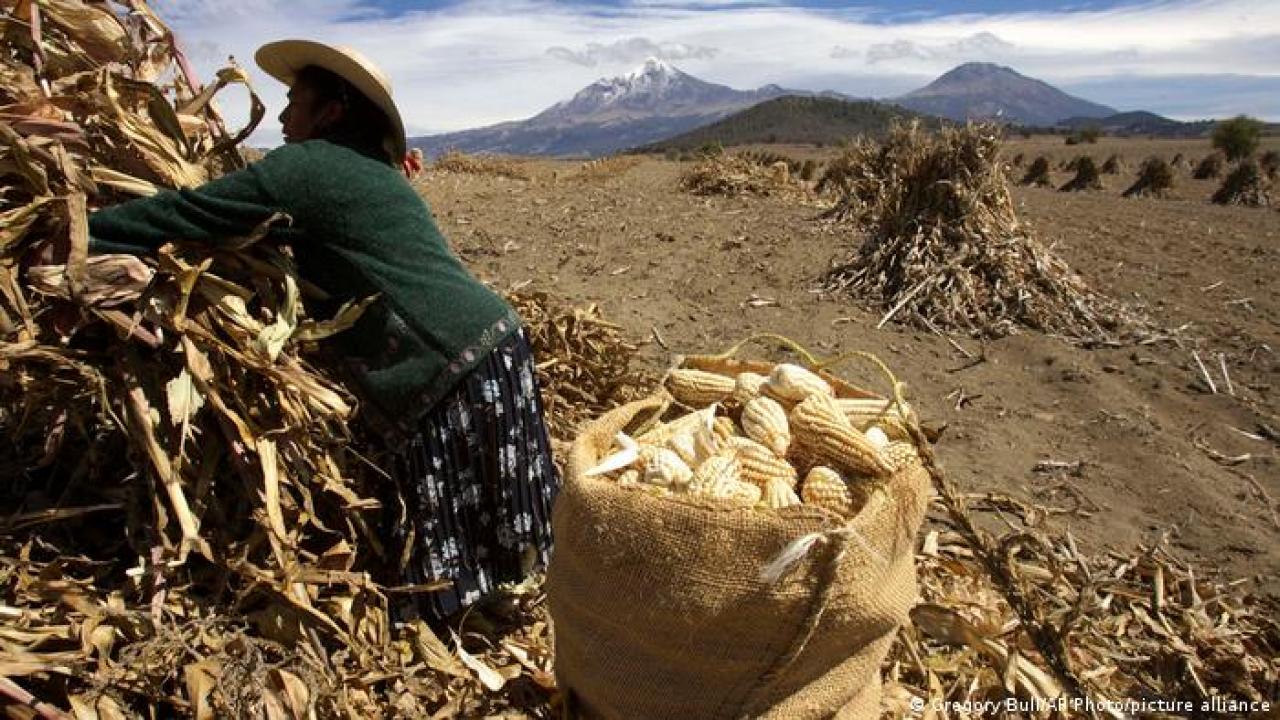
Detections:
535,57,783,123
411,60,805,156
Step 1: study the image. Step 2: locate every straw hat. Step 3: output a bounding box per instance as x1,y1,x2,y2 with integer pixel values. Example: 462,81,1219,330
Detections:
255,39,407,161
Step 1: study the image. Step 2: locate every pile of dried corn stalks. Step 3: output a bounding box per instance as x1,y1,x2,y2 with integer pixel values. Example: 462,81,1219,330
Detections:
0,2,604,717
574,155,641,181
428,149,531,181
822,122,1143,344
1212,160,1272,207
507,290,654,445
679,153,816,201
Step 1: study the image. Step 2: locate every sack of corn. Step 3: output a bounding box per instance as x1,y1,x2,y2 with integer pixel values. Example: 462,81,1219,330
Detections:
547,345,932,719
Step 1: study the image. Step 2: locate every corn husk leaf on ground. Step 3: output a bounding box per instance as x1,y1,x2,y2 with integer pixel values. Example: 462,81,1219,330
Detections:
885,491,1280,718
820,122,1150,345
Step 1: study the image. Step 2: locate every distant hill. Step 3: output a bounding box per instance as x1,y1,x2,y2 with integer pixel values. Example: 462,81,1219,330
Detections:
410,59,816,158
1055,111,1199,136
635,95,932,152
897,63,1115,126
1055,111,1280,138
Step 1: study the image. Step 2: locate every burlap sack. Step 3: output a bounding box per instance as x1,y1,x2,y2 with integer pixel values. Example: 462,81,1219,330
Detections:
547,356,932,719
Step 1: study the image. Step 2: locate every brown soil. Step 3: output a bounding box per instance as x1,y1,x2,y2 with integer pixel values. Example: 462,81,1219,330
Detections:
418,137,1280,596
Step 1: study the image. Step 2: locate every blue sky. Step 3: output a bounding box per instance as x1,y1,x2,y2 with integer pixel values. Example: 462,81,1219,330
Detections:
153,0,1280,144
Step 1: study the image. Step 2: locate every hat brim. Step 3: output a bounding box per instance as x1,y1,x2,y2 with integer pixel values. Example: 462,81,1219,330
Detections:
255,39,407,161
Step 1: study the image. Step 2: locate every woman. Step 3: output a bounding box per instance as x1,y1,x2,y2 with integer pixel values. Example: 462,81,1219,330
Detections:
87,40,559,620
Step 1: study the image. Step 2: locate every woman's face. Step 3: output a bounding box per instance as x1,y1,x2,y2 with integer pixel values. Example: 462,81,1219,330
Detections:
279,78,343,144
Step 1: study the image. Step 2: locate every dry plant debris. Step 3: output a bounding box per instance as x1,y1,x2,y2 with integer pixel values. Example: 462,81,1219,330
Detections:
429,149,531,180
574,155,641,180
1212,160,1272,207
1123,157,1175,199
679,152,815,201
885,492,1280,718
506,290,655,444
817,137,883,220
822,121,1143,344
0,2,656,716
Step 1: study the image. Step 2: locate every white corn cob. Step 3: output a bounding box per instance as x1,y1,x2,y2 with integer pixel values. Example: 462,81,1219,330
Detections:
835,397,913,418
741,396,791,457
636,405,717,447
668,432,698,466
712,416,738,442
764,363,833,402
665,369,735,407
732,372,767,405
763,476,802,509
800,466,853,516
727,436,799,492
693,424,720,465
708,477,762,505
790,394,893,479
641,446,693,488
688,452,741,495
837,397,913,440
880,441,921,473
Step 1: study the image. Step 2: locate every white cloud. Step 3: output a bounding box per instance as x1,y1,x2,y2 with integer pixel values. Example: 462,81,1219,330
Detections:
864,32,1016,64
546,37,719,66
151,0,1280,147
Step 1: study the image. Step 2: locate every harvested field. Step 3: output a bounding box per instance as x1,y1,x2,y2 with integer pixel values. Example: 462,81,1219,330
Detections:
424,138,1280,607
419,138,1280,713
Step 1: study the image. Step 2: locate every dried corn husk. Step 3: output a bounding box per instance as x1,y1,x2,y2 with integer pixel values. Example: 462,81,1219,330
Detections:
0,3,575,715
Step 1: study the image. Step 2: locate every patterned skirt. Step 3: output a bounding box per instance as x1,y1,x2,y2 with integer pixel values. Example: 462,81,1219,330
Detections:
389,327,559,620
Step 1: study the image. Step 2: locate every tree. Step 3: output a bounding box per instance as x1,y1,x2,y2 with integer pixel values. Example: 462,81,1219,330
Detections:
1065,126,1101,145
1212,115,1264,161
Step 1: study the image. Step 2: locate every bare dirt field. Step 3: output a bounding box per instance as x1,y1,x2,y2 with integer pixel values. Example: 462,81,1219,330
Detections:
416,136,1280,598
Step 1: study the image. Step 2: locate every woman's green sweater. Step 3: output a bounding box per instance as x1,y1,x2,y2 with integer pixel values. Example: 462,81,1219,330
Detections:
88,139,519,437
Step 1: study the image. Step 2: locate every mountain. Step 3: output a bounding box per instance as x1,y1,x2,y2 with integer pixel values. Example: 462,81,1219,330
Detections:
411,59,810,158
636,95,934,153
1055,111,1213,137
896,63,1116,126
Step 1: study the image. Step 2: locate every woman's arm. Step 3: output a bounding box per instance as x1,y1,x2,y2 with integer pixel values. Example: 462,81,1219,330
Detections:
89,155,288,254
